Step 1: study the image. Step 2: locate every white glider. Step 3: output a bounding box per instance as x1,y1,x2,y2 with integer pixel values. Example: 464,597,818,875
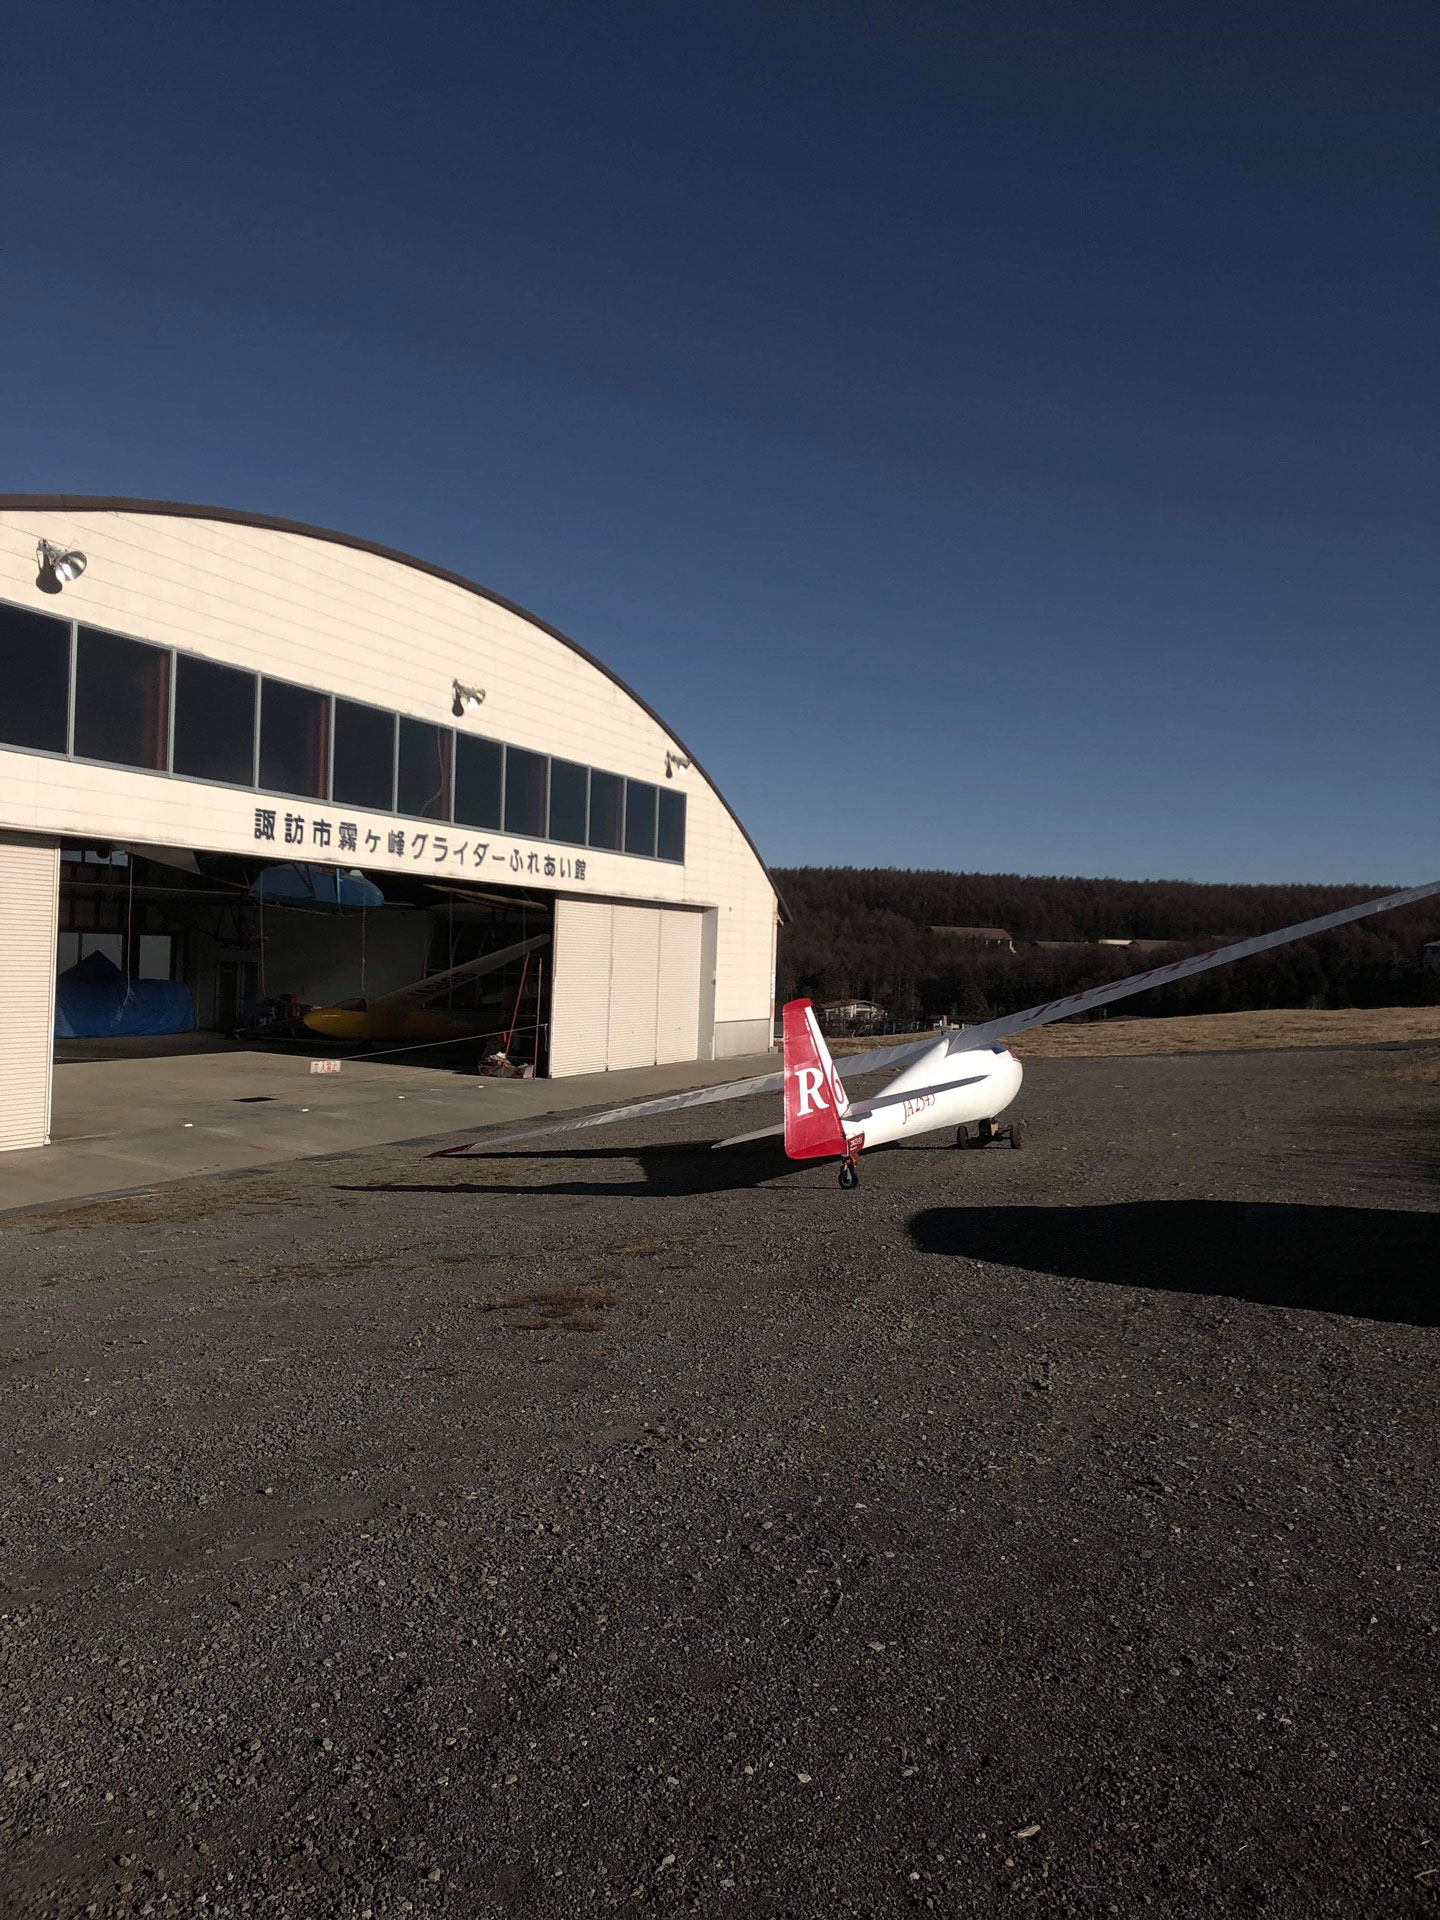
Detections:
431,878,1440,1186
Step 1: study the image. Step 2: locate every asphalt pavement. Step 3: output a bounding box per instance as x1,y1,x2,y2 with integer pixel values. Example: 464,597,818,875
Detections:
2,1042,1437,1917
1,1045,778,1214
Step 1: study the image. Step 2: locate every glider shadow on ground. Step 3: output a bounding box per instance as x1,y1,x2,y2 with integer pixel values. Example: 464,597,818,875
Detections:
907,1199,1440,1327
338,1139,793,1200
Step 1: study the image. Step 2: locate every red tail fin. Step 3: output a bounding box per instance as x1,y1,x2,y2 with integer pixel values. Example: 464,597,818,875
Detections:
782,999,850,1160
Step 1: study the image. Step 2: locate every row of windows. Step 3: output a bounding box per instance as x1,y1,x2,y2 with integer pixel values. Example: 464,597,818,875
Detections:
1,600,686,863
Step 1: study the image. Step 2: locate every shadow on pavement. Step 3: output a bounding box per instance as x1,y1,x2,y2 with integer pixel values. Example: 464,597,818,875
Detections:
339,1139,794,1199
907,1199,1440,1326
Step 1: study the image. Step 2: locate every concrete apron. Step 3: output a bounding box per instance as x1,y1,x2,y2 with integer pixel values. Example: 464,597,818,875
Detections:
0,1047,778,1216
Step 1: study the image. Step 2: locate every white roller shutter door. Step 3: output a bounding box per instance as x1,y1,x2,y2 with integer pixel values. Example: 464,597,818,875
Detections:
607,905,662,1069
655,909,703,1063
0,837,59,1152
549,899,613,1077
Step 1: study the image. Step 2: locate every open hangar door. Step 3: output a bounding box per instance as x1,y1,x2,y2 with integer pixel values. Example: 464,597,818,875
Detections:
236,869,553,1072
549,896,710,1076
55,843,554,1073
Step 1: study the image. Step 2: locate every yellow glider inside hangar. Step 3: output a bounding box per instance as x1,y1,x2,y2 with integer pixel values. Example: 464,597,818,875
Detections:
301,933,550,1044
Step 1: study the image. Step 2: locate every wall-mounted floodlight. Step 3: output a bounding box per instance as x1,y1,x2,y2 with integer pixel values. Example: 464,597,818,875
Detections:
36,539,87,595
451,679,486,718
665,752,691,779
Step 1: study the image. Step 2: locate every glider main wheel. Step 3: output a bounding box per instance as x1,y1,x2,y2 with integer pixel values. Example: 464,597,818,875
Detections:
838,1161,860,1190
956,1125,972,1150
1009,1120,1025,1150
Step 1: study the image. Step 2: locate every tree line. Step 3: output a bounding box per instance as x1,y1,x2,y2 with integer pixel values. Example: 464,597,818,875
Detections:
774,868,1440,1023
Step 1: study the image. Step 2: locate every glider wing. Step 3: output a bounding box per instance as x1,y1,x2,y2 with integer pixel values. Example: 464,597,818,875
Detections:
378,934,550,1008
430,1067,785,1157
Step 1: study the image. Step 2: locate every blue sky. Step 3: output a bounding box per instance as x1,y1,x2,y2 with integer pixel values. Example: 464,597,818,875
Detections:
3,1,1435,882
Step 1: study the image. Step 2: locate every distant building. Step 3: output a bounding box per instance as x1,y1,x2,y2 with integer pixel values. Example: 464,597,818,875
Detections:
818,997,886,1032
1423,941,1440,972
1038,937,1187,954
929,926,1014,949
1096,938,1184,953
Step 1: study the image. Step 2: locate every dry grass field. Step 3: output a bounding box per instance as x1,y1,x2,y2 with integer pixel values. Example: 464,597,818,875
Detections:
834,1003,1440,1062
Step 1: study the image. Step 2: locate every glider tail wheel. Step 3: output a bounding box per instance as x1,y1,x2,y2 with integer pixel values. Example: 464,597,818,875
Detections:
838,1161,859,1190
956,1124,971,1150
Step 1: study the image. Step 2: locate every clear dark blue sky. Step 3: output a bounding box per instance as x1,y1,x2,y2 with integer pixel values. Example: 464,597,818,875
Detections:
3,2,1435,882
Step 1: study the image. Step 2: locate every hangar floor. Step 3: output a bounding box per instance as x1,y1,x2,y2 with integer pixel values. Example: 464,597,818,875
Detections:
0,1044,776,1215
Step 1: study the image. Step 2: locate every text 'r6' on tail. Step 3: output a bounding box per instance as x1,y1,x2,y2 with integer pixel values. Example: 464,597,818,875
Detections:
782,998,850,1160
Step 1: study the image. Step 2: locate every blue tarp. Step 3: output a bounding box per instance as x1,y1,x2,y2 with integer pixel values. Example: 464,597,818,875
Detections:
250,864,385,911
55,951,196,1038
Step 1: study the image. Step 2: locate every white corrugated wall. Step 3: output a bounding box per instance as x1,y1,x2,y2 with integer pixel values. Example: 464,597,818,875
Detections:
655,909,703,1063
0,835,59,1151
549,897,705,1076
607,905,662,1067
549,899,614,1076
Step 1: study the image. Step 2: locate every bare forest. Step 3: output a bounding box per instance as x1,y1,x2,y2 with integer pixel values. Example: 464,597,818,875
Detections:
774,868,1440,1027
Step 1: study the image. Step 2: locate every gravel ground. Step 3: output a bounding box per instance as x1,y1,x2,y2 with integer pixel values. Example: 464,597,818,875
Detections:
2,1042,1438,1919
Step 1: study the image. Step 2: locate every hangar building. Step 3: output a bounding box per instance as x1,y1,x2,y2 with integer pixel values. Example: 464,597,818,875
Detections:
0,498,781,1152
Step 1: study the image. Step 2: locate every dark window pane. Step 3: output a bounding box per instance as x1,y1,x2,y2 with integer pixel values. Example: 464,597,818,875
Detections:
74,627,170,771
548,759,588,844
504,747,547,838
397,717,452,820
454,733,503,830
624,780,658,857
333,699,396,811
259,679,329,799
588,770,623,850
173,655,255,786
657,787,686,863
0,602,70,753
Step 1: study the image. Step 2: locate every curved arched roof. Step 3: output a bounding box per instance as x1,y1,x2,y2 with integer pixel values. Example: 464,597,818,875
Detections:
0,494,781,913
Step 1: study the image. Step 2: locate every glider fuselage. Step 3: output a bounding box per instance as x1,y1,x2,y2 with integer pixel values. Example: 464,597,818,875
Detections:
839,1040,1023,1151
303,1006,495,1044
